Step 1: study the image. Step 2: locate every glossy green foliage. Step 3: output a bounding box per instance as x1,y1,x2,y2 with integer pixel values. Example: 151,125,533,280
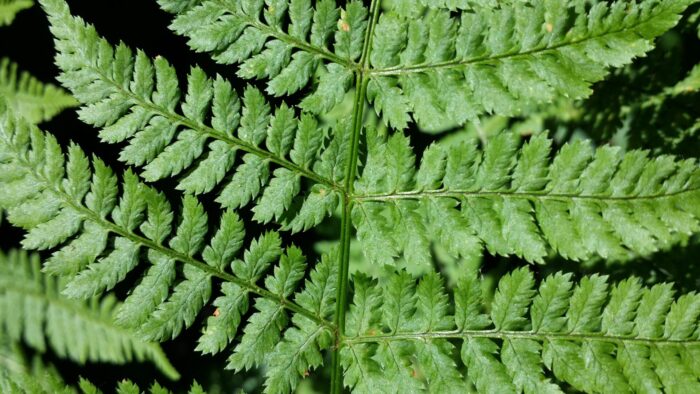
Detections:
0,250,178,379
342,268,700,393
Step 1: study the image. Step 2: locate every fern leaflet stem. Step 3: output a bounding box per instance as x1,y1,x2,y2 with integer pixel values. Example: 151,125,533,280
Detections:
331,0,383,392
351,188,700,203
343,329,700,347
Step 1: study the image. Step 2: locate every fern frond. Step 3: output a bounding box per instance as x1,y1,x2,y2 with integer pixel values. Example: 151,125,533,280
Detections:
342,267,700,393
668,64,700,95
0,103,337,393
1,337,198,394
78,379,206,394
20,1,700,392
353,132,700,265
157,0,362,106
0,58,77,124
562,28,700,155
0,341,75,394
0,0,32,26
386,0,510,16
157,0,692,131
368,0,693,130
1,360,205,394
0,249,179,380
40,0,342,230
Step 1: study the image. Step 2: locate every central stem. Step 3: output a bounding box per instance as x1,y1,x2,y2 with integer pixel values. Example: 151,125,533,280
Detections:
329,1,382,392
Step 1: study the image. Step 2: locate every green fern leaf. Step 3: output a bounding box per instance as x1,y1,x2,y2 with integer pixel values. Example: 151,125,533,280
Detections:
0,0,32,26
385,0,511,16
369,0,693,130
0,341,75,394
41,0,342,231
109,379,207,394
354,132,700,264
0,103,337,393
8,1,700,392
491,268,537,331
299,63,353,113
0,250,179,380
264,252,336,393
115,251,176,329
2,365,205,394
0,58,76,124
252,168,301,224
202,209,246,270
160,0,360,100
140,265,212,342
226,247,305,369
342,267,700,393
62,237,140,299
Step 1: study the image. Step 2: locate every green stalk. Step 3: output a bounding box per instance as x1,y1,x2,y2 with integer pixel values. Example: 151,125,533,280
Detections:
330,0,382,392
